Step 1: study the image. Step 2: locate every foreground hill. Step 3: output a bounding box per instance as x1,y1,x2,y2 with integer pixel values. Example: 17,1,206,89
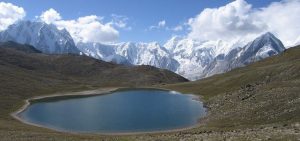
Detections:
0,41,188,97
161,45,300,140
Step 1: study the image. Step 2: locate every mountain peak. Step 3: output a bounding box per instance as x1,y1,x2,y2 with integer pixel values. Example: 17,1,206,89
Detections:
249,32,285,52
263,31,274,36
0,20,80,54
259,32,277,40
164,36,184,51
234,32,285,65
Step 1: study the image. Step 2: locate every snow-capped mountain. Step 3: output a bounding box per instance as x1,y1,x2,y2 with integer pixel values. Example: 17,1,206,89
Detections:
77,41,180,72
0,21,80,54
0,20,285,80
200,32,285,79
77,42,131,65
164,37,243,80
75,32,286,80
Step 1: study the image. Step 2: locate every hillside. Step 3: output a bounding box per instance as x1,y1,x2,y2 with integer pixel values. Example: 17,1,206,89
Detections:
0,41,188,94
160,45,300,140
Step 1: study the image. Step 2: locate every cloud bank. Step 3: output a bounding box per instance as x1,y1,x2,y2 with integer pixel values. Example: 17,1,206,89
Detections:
0,2,25,31
187,0,300,47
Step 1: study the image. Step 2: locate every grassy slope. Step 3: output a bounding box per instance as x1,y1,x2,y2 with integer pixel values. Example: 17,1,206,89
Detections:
163,45,300,133
164,46,300,100
0,43,299,140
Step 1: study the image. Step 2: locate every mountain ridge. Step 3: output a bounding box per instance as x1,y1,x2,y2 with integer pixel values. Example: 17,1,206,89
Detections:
0,20,286,80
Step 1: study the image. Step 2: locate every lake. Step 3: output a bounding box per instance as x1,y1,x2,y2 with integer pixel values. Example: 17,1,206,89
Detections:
18,89,206,133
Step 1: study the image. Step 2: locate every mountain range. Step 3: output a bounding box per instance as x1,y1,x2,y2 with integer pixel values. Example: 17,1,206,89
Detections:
0,21,286,80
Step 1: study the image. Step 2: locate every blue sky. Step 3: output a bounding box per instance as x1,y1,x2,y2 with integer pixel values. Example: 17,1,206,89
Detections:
0,0,287,44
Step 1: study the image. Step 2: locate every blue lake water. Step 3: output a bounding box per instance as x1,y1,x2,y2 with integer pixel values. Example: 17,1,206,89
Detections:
19,89,206,133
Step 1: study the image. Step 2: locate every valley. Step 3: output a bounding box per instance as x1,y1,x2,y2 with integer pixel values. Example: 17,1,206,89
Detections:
0,0,299,140
0,42,299,140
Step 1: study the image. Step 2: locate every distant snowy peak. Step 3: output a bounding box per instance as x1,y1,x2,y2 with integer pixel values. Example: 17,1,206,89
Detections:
245,32,284,51
163,37,240,80
78,32,285,80
164,36,246,59
164,36,184,51
0,20,80,54
77,41,180,71
77,42,130,65
240,32,285,63
200,32,285,79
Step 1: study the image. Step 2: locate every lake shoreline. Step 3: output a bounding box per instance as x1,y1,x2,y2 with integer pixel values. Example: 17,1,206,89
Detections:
11,87,207,136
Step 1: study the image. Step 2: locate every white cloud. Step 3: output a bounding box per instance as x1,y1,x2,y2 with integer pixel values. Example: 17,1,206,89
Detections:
40,8,61,24
109,14,131,30
148,20,167,30
255,0,300,47
172,25,183,31
188,0,266,43
187,0,300,47
0,2,25,31
40,8,119,43
158,20,166,27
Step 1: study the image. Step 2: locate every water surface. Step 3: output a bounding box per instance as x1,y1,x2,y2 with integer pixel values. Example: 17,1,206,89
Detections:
19,89,206,133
